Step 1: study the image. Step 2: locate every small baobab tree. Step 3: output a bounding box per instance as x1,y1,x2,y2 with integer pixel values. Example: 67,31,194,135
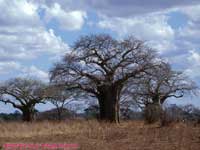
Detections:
45,86,74,121
0,78,47,122
50,34,157,123
125,62,197,123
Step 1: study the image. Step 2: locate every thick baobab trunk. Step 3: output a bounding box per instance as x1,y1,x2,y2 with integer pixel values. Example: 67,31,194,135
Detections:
144,95,164,123
144,102,163,124
21,107,35,122
97,86,120,123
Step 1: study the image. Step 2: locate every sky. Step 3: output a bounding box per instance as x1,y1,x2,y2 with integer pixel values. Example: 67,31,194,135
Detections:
0,0,200,113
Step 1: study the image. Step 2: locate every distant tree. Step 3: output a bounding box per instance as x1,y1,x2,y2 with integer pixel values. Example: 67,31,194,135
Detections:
161,104,200,125
45,86,74,121
0,78,47,122
182,104,200,123
84,105,99,119
50,34,156,123
36,108,75,121
120,97,139,120
0,111,22,121
124,62,197,123
162,104,184,123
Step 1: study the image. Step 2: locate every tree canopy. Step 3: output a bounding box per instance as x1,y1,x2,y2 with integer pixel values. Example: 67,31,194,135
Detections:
50,34,158,122
0,77,47,121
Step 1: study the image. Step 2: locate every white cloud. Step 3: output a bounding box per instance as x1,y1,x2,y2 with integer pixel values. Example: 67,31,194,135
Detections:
96,3,200,57
168,50,200,80
0,61,49,82
98,14,174,40
188,50,200,63
0,61,21,74
98,14,175,53
43,2,87,31
0,27,68,61
185,50,200,79
178,21,200,42
0,0,40,27
0,0,71,82
0,0,199,83
83,0,200,17
0,0,69,61
173,5,200,58
179,5,200,21
20,65,49,82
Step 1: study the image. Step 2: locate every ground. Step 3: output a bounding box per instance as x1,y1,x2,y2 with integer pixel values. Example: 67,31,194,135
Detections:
0,120,199,150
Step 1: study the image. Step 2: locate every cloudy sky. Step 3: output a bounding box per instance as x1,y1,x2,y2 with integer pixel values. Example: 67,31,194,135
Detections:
0,0,200,112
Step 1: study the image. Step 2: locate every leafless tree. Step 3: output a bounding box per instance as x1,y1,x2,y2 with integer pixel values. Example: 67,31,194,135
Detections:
45,86,74,121
0,78,47,122
135,62,196,105
124,62,197,123
50,34,156,123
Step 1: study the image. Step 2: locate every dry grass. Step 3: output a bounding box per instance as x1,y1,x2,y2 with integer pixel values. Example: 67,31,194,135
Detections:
0,120,200,150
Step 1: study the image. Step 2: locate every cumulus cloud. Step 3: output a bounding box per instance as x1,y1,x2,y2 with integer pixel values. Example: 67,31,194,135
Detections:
43,2,87,31
95,2,200,56
84,0,200,17
0,0,73,82
0,61,49,82
188,50,200,63
0,27,68,61
0,61,21,74
167,49,200,81
0,0,40,27
98,14,176,53
179,5,200,22
98,15,174,40
0,0,200,83
20,65,49,82
0,0,69,61
176,5,200,50
185,50,200,79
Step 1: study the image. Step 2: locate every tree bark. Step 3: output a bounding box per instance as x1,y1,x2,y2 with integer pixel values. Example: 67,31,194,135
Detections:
144,102,163,124
21,107,34,122
56,107,63,121
97,86,120,123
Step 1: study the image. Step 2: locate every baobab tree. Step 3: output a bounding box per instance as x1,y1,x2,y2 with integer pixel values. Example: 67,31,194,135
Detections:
0,78,47,122
124,62,197,123
50,34,157,123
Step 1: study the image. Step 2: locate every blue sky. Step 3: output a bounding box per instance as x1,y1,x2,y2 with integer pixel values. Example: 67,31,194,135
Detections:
0,0,200,113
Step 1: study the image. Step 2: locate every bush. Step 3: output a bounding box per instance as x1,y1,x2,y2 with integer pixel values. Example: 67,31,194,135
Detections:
160,110,174,126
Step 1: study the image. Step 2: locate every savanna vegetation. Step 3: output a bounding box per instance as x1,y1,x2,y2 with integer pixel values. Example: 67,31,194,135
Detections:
0,34,199,150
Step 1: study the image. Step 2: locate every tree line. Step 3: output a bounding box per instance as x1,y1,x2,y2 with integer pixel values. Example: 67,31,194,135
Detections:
0,34,198,123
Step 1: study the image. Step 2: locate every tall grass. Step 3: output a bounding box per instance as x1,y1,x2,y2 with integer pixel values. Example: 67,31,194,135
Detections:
0,120,199,150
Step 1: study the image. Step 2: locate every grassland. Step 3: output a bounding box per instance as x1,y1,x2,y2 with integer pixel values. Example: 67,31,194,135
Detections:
0,120,199,150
